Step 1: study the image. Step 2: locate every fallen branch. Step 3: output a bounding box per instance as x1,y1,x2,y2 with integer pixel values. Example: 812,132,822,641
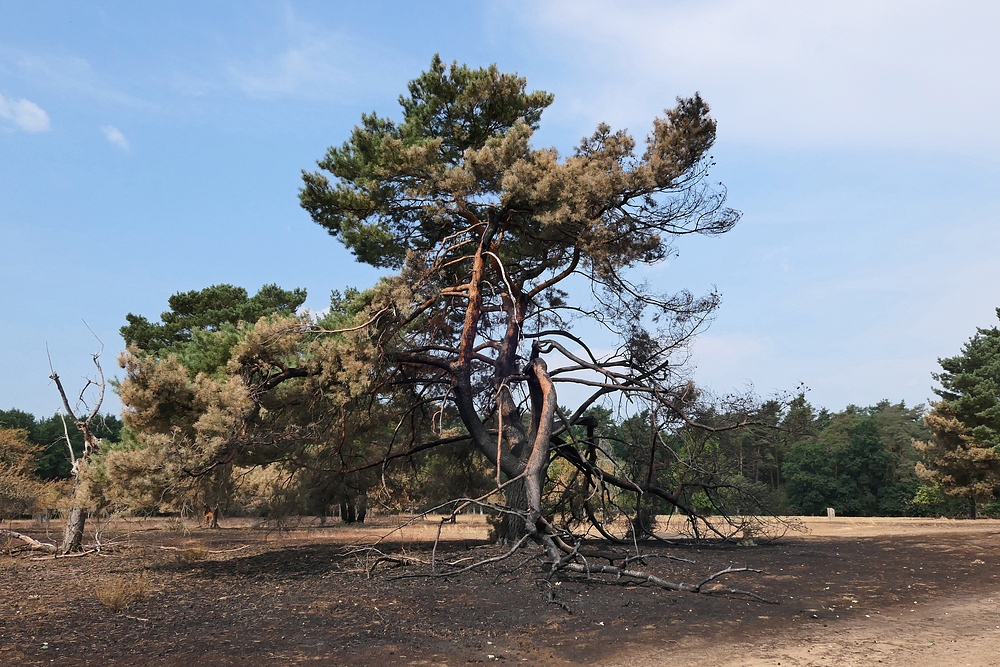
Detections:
560,562,776,603
362,550,430,577
388,534,532,581
620,552,696,566
1,529,58,555
31,549,98,561
343,545,482,577
158,545,250,554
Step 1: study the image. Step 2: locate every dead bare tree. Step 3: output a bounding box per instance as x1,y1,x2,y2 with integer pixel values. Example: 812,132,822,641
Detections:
48,338,106,554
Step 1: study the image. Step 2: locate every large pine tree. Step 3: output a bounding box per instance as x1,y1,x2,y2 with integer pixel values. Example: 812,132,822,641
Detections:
916,309,1000,518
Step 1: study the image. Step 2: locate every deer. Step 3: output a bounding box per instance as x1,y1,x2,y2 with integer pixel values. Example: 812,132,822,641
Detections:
202,503,220,529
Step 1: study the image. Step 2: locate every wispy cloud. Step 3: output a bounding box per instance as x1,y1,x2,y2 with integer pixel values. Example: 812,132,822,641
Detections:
221,8,397,103
101,125,129,150
0,93,49,132
0,47,148,110
516,0,1000,153
227,47,351,100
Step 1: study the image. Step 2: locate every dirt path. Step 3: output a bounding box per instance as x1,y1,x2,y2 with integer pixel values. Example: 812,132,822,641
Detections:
610,592,1000,666
612,518,1000,667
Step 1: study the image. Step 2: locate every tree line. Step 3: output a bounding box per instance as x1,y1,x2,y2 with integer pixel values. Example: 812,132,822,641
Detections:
5,298,998,526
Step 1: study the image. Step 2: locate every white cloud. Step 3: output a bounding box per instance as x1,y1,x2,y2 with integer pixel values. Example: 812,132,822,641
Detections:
516,0,1000,153
0,93,50,132
101,125,129,150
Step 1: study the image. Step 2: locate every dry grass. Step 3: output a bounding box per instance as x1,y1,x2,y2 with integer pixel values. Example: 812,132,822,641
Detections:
180,547,209,561
93,572,150,612
163,518,191,535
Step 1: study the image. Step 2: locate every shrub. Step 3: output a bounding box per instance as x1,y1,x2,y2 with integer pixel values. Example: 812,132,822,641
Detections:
93,572,150,612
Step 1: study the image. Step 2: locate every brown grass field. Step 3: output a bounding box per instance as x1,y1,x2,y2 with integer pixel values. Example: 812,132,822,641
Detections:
2,515,1000,666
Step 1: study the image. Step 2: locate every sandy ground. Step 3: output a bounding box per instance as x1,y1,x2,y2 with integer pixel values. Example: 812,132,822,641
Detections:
611,592,1000,667
616,517,1000,667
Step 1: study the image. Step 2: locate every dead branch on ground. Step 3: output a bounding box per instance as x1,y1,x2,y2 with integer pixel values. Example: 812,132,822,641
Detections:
560,562,776,603
1,529,58,554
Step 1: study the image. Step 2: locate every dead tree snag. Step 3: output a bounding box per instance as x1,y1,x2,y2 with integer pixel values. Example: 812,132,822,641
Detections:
48,339,106,554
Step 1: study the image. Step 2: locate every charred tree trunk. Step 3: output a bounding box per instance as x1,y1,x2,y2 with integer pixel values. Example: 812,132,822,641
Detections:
630,498,658,540
340,491,367,524
495,476,529,544
632,404,661,540
523,356,556,527
492,352,560,546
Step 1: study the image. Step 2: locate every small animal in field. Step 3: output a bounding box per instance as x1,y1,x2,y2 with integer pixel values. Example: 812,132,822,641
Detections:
202,503,220,529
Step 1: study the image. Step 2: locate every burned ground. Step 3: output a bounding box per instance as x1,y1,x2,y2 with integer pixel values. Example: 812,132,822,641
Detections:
2,517,999,666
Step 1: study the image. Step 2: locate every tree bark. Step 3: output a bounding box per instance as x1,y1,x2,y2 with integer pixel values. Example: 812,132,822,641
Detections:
61,504,85,555
630,501,658,540
523,357,556,525
495,476,529,544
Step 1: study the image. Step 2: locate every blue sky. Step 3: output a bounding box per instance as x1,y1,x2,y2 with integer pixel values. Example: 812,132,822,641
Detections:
2,1,999,418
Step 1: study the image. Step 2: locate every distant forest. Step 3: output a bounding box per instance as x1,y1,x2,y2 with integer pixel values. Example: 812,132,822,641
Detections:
0,395,977,521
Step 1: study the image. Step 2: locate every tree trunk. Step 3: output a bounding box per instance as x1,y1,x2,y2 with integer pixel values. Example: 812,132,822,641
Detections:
969,496,978,519
61,504,85,554
202,504,220,528
495,477,530,544
340,492,370,523
49,356,106,554
630,500,657,540
356,493,367,524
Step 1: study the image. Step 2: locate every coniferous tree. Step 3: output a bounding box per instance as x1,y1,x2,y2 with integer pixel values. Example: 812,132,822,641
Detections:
117,56,771,563
916,310,1000,517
